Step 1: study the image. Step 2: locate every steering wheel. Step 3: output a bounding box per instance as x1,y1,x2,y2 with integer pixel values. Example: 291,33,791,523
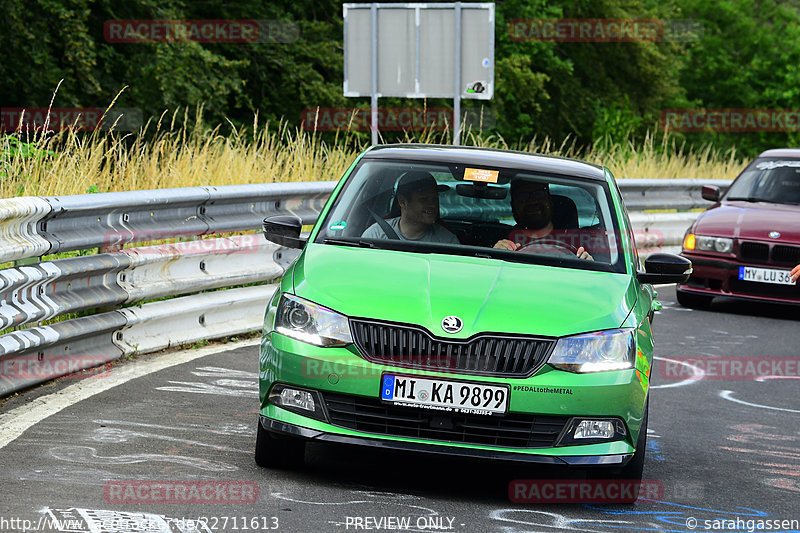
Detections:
517,237,580,257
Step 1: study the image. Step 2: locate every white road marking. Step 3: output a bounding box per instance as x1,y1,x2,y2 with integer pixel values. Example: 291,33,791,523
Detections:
755,375,800,382
719,390,800,414
0,339,259,450
651,356,706,389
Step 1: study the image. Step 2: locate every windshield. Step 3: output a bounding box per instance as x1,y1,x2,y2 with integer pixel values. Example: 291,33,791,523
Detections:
314,159,625,273
725,158,800,204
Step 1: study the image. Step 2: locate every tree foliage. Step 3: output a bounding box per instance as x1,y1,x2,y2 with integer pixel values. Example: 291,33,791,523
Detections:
1,0,799,155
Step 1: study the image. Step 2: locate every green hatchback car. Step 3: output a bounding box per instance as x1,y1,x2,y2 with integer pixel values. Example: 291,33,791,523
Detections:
257,145,690,483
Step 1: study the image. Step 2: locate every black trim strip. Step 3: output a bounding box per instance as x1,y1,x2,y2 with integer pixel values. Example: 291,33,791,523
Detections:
260,416,631,466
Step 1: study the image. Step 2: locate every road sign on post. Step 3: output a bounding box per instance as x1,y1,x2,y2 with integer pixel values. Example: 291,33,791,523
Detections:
343,3,494,146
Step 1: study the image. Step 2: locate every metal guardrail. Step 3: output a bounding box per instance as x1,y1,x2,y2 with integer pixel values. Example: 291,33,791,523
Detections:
39,183,332,254
618,178,731,211
621,179,731,255
0,179,729,397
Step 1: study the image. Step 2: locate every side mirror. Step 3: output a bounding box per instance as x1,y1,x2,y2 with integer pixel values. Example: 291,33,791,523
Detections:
262,215,306,249
637,253,692,284
701,185,720,202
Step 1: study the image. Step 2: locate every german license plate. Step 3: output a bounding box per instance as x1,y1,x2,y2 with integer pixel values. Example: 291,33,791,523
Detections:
380,374,508,415
738,266,795,285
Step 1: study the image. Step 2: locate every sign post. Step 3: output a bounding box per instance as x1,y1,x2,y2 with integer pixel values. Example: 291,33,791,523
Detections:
343,3,494,146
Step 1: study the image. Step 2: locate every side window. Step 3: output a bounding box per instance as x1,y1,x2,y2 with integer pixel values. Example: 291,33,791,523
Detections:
615,184,641,271
549,185,601,228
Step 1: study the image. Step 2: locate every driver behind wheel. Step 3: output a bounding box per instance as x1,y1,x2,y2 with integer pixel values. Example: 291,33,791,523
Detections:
493,179,593,260
362,171,459,244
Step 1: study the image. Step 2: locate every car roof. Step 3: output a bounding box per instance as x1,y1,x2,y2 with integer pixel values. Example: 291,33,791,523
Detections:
757,148,800,158
361,144,607,182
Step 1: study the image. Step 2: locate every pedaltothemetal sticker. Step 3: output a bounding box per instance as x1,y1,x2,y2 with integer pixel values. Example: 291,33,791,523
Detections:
512,385,574,395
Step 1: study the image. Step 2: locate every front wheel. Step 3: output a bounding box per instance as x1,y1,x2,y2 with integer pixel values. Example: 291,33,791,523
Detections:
585,399,648,503
255,419,306,469
616,398,648,484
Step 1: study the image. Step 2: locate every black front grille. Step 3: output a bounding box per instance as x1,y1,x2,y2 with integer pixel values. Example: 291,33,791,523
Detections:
324,392,569,448
729,278,800,299
772,245,800,265
739,241,769,262
350,320,554,378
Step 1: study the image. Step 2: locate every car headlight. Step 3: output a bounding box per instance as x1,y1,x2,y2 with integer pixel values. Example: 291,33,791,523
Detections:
683,233,733,254
274,294,353,347
548,328,635,373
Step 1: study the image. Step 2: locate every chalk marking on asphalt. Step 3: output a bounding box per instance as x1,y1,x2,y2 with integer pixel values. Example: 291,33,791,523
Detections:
489,509,631,533
719,390,800,414
92,426,249,453
651,356,705,389
0,339,259,450
49,445,238,471
270,491,440,515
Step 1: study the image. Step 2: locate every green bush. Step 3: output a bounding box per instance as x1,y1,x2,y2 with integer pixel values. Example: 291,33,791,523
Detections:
0,135,57,195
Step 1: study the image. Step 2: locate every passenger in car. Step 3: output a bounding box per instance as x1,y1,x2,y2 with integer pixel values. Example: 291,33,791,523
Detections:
493,179,593,260
362,171,459,244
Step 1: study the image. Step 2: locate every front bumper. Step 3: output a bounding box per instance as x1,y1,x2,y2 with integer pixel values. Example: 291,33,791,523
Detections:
679,253,800,304
260,332,647,465
261,415,632,466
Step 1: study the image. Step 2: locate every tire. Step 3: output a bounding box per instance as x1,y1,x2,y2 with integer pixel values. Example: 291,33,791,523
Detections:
255,419,306,469
585,399,648,503
676,288,713,308
617,398,648,483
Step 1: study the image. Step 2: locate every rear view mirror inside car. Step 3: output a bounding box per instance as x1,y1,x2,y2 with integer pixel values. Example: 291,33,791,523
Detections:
455,183,507,199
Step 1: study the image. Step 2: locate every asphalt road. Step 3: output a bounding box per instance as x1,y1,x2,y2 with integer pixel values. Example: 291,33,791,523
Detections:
0,285,798,533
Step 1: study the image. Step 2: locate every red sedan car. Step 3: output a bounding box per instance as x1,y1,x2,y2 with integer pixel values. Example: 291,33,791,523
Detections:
678,148,800,307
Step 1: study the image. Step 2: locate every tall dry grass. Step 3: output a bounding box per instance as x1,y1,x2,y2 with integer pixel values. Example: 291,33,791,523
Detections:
1,109,747,198
1,109,360,197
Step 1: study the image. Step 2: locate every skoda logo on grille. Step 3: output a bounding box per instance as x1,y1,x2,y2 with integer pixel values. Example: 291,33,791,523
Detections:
769,231,781,239
441,316,463,334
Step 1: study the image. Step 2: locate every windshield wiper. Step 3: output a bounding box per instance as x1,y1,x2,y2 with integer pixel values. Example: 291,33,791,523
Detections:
726,196,793,204
323,237,377,248
726,196,763,202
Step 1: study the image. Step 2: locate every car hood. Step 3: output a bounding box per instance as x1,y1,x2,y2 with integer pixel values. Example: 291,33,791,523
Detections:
695,202,800,242
291,244,637,339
